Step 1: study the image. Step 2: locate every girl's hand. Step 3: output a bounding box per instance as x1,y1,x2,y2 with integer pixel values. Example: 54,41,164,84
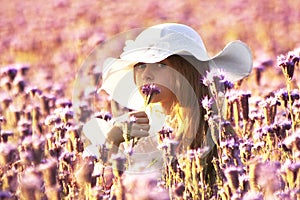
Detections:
106,111,150,146
129,111,150,138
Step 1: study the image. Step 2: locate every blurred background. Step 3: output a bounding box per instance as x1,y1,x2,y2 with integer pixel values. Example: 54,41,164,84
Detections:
1,0,299,97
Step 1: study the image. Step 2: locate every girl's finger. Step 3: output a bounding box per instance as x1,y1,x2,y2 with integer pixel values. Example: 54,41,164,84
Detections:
130,111,148,117
130,130,149,138
132,124,150,131
134,117,149,124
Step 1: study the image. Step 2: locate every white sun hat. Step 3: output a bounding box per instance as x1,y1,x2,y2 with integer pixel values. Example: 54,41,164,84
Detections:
100,23,252,110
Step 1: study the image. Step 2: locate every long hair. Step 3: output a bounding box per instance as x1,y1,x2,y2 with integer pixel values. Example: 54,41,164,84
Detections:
164,55,210,149
165,55,217,185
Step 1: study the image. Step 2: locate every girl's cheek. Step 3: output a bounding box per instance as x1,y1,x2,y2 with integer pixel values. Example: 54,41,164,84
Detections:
160,77,176,91
133,72,142,86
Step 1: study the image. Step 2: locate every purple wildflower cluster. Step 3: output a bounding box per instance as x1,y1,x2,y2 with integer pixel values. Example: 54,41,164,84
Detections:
202,71,234,92
277,51,300,79
141,83,161,105
158,126,174,143
94,111,112,121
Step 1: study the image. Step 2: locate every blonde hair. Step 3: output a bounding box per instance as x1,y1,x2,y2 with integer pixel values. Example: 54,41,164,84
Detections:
167,55,218,185
165,55,210,150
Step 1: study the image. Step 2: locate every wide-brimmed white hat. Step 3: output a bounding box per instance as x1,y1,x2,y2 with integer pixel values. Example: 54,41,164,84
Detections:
100,23,252,110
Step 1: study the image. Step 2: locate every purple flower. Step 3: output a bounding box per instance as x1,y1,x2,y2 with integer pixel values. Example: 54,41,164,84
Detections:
94,111,112,121
141,83,161,105
55,98,72,108
159,126,173,136
26,86,42,97
277,52,299,79
201,96,214,110
1,66,18,81
142,83,161,96
201,76,210,86
221,79,234,90
158,126,173,141
213,74,233,92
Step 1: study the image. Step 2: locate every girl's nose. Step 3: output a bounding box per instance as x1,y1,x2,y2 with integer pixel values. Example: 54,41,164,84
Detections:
142,64,155,82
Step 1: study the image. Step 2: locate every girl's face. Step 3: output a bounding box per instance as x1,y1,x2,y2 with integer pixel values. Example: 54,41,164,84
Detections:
134,59,177,105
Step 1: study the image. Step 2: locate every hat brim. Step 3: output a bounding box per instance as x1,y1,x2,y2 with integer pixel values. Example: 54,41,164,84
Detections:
209,41,253,82
100,40,252,110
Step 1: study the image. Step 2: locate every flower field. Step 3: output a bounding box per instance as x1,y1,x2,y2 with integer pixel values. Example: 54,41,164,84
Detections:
0,0,300,199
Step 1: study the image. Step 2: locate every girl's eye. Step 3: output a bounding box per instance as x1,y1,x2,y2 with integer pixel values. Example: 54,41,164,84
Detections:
134,63,147,69
158,63,167,68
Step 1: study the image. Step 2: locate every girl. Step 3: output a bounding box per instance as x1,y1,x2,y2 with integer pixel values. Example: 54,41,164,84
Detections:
83,23,252,180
